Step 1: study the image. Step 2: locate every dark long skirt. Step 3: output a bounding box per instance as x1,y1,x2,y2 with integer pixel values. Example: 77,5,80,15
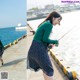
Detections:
27,40,54,76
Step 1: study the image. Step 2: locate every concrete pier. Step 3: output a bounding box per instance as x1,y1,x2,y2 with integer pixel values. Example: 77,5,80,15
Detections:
0,26,69,80
0,33,27,80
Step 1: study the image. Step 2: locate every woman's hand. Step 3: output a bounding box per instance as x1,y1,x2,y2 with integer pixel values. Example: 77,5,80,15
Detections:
54,40,59,47
48,40,59,49
55,44,59,47
50,44,54,47
48,44,54,49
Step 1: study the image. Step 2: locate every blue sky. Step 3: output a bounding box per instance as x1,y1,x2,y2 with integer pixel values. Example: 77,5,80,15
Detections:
0,0,26,28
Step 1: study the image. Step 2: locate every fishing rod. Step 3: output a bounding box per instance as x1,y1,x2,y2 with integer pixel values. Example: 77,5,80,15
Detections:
48,26,75,49
58,26,75,41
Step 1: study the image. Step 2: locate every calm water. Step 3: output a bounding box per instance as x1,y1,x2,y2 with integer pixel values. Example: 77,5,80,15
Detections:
0,27,27,46
28,10,80,76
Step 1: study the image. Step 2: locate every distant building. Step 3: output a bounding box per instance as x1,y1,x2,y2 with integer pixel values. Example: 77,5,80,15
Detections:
45,4,54,10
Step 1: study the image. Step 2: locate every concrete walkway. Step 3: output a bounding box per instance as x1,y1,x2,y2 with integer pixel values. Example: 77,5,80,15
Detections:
0,32,27,80
0,26,69,80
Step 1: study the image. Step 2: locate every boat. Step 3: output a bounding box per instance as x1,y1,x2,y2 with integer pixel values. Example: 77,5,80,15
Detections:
16,23,27,30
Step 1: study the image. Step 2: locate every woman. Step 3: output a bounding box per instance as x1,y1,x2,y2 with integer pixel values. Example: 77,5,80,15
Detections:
27,11,62,80
0,40,4,65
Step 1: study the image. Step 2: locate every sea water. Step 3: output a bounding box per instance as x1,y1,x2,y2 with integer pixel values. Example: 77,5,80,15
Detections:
0,27,27,46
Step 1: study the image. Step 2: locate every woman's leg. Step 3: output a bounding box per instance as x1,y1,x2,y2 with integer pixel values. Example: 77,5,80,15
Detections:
43,72,53,80
0,57,4,65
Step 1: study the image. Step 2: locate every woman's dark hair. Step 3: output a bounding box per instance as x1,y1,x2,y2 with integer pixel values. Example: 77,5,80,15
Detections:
38,11,62,27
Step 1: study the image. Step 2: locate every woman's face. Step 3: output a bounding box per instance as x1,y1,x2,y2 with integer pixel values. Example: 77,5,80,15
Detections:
52,17,61,26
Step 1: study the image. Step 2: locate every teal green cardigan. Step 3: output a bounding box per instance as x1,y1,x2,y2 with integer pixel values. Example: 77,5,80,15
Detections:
33,21,57,44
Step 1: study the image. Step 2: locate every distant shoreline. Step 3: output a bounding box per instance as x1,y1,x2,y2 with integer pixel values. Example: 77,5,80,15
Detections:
27,10,79,21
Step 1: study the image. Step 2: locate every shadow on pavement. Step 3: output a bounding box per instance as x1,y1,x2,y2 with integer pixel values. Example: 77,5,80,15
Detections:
1,58,26,67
